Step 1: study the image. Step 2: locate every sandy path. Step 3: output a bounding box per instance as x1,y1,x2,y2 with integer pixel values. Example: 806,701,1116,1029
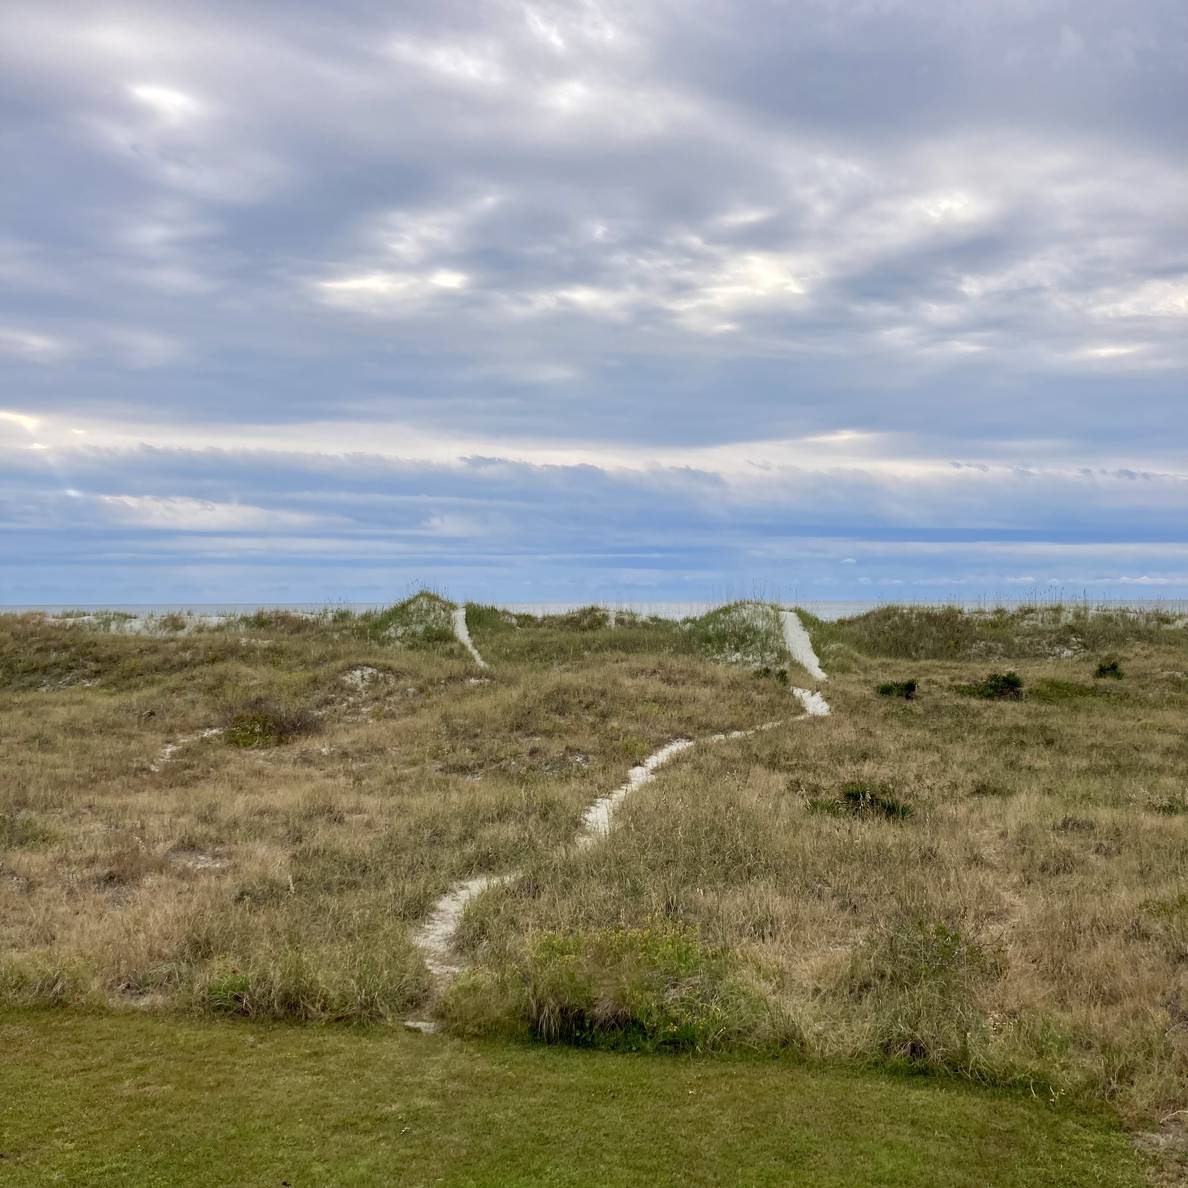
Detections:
413,873,515,980
451,607,488,668
790,688,831,716
577,738,695,846
779,609,826,681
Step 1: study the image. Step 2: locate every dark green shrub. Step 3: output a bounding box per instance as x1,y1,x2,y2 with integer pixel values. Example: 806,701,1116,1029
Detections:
876,679,917,699
842,783,913,820
808,783,913,821
200,946,427,1022
956,671,1023,700
223,697,316,747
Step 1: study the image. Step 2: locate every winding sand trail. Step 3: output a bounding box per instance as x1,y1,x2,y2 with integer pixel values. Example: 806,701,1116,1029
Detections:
414,873,516,979
408,605,831,1021
451,606,488,668
780,609,826,681
576,738,695,847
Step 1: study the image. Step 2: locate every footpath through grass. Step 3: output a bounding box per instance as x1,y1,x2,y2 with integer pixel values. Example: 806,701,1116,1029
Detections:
0,1009,1146,1187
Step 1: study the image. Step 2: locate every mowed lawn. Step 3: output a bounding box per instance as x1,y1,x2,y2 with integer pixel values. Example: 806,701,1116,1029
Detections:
0,1010,1146,1187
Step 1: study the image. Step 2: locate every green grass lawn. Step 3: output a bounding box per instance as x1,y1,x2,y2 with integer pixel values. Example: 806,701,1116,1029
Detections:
0,1010,1146,1187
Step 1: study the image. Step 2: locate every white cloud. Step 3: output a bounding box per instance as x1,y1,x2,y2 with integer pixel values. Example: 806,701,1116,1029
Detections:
388,37,506,87
94,495,334,531
0,327,70,362
315,268,470,313
128,83,203,124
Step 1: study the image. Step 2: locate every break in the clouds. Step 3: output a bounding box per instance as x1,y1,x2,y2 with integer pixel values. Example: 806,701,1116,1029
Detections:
1,0,1186,603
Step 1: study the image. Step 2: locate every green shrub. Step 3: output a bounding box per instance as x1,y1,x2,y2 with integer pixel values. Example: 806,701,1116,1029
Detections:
687,602,785,668
876,679,917,699
223,697,316,747
446,924,795,1054
808,783,913,821
0,956,89,1007
956,671,1023,700
368,591,457,646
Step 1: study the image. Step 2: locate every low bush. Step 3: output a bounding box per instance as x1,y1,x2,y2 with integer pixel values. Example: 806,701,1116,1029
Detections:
223,697,317,747
0,956,90,1007
445,924,795,1053
687,602,785,668
956,671,1023,700
808,783,913,821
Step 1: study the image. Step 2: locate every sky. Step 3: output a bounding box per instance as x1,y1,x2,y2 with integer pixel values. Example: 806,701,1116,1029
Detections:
1,0,1186,606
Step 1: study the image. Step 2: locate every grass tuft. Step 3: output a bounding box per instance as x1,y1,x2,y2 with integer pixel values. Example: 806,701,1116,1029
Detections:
222,697,317,747
956,670,1023,700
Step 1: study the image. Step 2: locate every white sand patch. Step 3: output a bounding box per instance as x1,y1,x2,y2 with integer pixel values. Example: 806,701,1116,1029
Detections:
791,688,831,716
413,871,515,980
341,665,382,691
452,607,487,667
150,726,223,771
779,609,826,680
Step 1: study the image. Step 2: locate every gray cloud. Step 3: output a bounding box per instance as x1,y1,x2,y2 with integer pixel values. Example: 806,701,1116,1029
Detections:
0,0,1185,600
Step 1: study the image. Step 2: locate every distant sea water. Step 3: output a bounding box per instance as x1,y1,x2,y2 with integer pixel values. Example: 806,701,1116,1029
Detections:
6,598,1188,622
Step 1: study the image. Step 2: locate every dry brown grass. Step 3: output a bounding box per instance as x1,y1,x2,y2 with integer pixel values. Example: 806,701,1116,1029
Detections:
3,601,1187,1155
0,606,789,1024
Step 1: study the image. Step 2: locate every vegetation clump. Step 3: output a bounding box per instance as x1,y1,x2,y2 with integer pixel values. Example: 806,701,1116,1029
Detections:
369,591,457,647
808,782,913,820
687,602,785,668
0,812,54,849
848,913,1003,1074
956,671,1023,700
200,944,427,1022
876,678,918,699
1095,655,1124,679
223,697,316,747
447,924,789,1053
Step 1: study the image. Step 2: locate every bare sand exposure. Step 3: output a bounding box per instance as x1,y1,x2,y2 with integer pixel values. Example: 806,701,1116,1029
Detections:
451,607,487,668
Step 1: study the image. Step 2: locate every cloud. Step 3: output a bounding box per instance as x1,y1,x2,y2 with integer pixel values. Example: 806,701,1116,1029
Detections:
0,0,1184,600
